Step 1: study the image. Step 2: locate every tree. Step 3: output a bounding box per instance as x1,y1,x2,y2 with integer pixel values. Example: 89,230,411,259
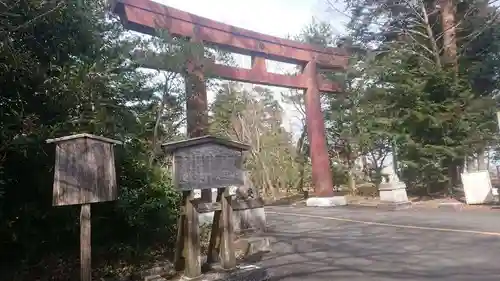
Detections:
334,0,500,195
1,1,183,278
291,19,393,193
211,83,300,198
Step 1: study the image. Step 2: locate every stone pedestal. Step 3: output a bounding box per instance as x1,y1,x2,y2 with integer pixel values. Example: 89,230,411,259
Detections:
378,181,411,210
306,196,347,207
232,174,267,233
198,203,267,234
232,207,266,233
199,206,267,232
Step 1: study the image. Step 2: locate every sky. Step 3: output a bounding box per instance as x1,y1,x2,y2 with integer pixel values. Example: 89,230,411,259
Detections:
154,0,347,38
151,0,349,139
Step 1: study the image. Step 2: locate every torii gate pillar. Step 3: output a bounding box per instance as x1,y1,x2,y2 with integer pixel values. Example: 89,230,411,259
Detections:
111,0,348,206
302,61,346,206
184,39,213,202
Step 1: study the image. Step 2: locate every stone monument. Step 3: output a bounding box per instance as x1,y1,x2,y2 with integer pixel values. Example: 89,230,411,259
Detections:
232,172,266,233
378,165,411,210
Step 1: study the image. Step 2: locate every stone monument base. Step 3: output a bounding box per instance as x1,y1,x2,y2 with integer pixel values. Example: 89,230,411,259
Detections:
198,207,267,234
378,181,411,210
232,207,266,233
306,196,347,207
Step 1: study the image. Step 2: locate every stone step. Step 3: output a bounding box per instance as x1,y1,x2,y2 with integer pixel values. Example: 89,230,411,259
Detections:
234,236,271,261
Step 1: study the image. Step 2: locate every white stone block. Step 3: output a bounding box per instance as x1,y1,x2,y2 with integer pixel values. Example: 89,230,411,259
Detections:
461,171,494,204
379,182,409,203
305,196,347,207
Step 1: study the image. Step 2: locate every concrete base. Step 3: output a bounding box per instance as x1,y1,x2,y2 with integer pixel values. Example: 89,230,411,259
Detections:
378,181,410,210
306,196,347,207
379,181,409,202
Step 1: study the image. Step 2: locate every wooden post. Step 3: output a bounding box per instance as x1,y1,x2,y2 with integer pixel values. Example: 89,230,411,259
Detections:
161,136,250,275
184,191,201,278
80,204,91,281
174,193,187,271
46,134,122,281
220,188,235,269
207,188,224,264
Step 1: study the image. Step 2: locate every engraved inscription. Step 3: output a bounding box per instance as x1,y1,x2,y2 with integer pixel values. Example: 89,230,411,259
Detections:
173,143,244,190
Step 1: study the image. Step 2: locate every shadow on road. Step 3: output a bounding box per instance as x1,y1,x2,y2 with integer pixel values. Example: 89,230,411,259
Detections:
258,212,500,281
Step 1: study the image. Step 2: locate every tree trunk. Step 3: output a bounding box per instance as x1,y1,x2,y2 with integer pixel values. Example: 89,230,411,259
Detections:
295,127,308,198
478,150,487,171
361,155,370,181
487,150,491,171
439,0,458,69
440,0,459,192
347,168,356,194
149,98,166,166
447,158,463,196
466,156,476,172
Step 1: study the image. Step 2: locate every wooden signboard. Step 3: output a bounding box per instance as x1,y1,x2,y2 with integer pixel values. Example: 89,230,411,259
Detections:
162,136,250,278
163,136,250,190
46,133,122,281
47,133,122,206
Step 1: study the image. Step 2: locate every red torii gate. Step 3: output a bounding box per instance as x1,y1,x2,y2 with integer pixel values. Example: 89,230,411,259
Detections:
111,0,348,201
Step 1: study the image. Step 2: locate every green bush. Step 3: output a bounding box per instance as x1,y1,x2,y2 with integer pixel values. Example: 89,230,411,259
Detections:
96,139,181,257
0,138,181,279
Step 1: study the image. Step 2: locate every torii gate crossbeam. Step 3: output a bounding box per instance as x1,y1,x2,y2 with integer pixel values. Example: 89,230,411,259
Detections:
111,0,349,201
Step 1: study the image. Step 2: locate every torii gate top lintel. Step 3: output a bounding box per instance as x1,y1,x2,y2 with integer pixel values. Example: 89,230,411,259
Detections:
111,0,348,70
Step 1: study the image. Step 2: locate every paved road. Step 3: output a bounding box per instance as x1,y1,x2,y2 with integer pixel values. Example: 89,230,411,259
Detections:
257,205,500,281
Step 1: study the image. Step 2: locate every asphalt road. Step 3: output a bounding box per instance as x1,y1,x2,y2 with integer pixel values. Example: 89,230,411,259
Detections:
256,205,500,281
